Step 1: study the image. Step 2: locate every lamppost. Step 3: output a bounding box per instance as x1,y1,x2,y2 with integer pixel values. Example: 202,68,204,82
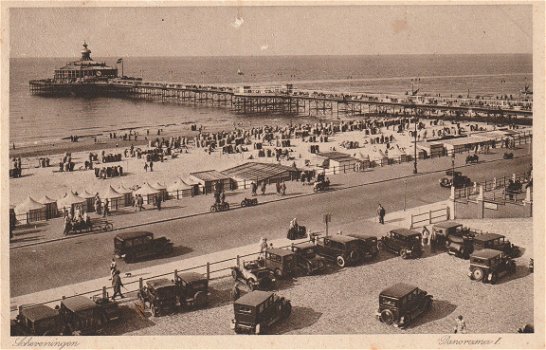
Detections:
451,151,456,185
413,114,418,174
403,179,407,211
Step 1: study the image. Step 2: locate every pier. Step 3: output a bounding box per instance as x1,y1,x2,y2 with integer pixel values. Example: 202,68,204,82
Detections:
30,78,533,122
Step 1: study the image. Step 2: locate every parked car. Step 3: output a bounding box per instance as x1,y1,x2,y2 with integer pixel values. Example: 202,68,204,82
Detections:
262,248,296,279
138,278,178,317
231,260,276,291
231,291,291,334
375,283,433,329
468,249,516,284
432,221,474,258
174,272,209,309
11,304,64,336
59,295,119,335
346,233,380,259
290,243,327,275
379,229,423,259
472,233,520,258
439,170,472,189
316,235,365,267
114,231,173,263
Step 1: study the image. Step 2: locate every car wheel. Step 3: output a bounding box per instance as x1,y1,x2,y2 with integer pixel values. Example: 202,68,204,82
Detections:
472,268,484,281
152,305,160,317
282,301,292,319
400,250,408,259
306,263,313,276
274,269,282,279
349,250,360,263
336,256,346,268
489,272,498,284
241,201,246,207
380,310,394,325
247,279,256,291
210,206,216,212
194,291,207,307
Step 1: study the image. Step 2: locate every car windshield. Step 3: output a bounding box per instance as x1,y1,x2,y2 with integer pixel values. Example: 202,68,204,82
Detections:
470,257,490,265
380,296,397,307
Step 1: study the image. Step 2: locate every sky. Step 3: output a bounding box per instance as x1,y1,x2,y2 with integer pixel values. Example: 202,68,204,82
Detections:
9,4,533,58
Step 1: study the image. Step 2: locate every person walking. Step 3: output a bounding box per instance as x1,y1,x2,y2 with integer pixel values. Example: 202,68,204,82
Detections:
103,199,110,217
454,315,467,334
261,181,267,195
156,197,162,211
430,227,438,253
258,237,268,259
111,270,124,300
377,203,386,224
149,161,154,172
422,226,430,248
144,162,148,172
281,181,287,196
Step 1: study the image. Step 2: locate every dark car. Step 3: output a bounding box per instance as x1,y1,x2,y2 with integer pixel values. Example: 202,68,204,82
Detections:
231,290,291,334
114,231,173,263
375,283,433,329
468,249,516,284
290,243,327,275
432,221,474,258
315,235,364,267
262,248,296,279
439,170,472,188
11,304,64,336
175,272,209,309
379,229,423,259
347,233,380,259
59,296,119,335
138,278,178,317
231,260,276,291
472,233,520,258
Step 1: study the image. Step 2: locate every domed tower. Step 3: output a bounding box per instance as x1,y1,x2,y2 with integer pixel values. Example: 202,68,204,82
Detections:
80,42,92,61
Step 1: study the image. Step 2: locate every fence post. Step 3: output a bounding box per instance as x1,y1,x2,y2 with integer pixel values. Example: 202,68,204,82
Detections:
206,262,210,281
409,213,414,229
429,210,432,225
343,164,346,173
236,255,240,266
174,269,177,279
102,286,107,299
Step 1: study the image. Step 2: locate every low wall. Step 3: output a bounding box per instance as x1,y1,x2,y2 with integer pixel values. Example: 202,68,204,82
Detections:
454,198,532,219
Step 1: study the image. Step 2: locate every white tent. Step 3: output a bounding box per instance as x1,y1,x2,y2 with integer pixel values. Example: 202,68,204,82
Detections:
116,184,134,207
37,195,58,219
100,185,123,210
167,179,194,199
15,196,47,224
57,191,86,215
133,183,160,205
80,190,97,212
151,182,168,201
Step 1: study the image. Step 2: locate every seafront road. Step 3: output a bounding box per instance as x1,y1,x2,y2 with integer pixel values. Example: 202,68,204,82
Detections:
10,151,532,297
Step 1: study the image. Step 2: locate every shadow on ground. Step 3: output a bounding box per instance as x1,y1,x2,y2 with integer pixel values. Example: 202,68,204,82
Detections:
411,299,458,329
271,306,323,335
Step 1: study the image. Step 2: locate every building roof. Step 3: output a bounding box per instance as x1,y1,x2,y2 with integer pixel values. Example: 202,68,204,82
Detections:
316,151,358,162
380,283,418,298
472,248,503,259
190,170,232,182
433,221,463,229
441,135,493,146
115,231,154,241
177,272,206,283
146,278,176,290
61,296,97,312
474,233,505,242
235,290,273,307
390,228,421,237
222,162,297,182
15,196,46,214
20,304,59,322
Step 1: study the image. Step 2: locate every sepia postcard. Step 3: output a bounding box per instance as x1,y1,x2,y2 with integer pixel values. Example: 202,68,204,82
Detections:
1,1,544,349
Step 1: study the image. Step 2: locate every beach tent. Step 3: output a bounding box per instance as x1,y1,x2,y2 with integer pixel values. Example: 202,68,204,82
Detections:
167,179,194,199
37,195,59,219
133,183,160,205
116,184,134,207
15,196,47,224
80,190,97,212
150,182,168,202
100,185,123,211
57,191,87,216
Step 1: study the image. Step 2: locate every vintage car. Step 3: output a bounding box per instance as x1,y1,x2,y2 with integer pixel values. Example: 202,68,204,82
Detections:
315,235,364,267
231,260,276,291
59,295,119,335
439,170,472,189
11,304,64,336
114,231,173,263
375,283,433,329
138,278,179,317
261,248,296,279
472,233,520,258
290,243,327,275
346,233,380,259
231,291,291,334
432,221,474,258
174,271,209,309
468,249,516,284
379,229,423,259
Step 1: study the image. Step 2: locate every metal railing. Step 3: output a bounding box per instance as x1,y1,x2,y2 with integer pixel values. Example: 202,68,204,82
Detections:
409,207,449,229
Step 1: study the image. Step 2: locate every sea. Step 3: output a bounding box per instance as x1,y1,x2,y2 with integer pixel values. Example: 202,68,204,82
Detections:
9,54,532,147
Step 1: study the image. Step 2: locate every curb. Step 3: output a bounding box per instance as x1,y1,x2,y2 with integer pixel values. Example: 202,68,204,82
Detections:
10,152,530,249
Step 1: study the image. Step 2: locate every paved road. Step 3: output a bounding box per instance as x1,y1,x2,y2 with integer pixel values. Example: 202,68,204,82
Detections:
10,155,531,297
